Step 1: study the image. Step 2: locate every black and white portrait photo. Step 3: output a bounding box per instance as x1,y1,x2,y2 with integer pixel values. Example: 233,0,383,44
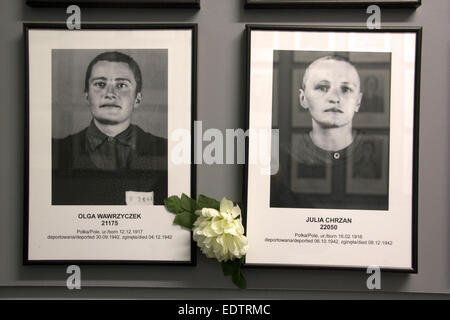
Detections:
270,51,390,210
52,50,168,206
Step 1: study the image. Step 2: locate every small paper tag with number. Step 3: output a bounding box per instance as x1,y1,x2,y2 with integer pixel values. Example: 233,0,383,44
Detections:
126,191,154,206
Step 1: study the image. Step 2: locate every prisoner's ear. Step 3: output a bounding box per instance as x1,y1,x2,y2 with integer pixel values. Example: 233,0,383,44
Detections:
355,92,363,112
84,92,89,104
134,92,143,108
299,89,308,110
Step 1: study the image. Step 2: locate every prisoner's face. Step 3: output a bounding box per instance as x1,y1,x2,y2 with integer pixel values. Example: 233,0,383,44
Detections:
299,60,362,129
86,61,141,126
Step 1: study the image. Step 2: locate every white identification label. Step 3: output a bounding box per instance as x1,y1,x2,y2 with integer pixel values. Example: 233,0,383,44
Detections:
126,191,154,206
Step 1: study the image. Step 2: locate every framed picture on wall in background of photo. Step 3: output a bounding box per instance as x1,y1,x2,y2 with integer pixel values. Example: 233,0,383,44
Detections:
26,0,200,8
24,23,197,264
244,0,421,8
244,25,421,271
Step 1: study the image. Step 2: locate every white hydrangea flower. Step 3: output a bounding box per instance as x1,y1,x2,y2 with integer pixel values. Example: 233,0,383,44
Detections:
193,197,248,262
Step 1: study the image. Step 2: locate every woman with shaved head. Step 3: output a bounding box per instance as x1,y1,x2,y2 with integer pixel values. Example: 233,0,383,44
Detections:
270,55,387,210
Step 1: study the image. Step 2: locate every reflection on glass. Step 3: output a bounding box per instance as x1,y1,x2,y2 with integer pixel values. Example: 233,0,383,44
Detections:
352,140,382,179
360,75,384,113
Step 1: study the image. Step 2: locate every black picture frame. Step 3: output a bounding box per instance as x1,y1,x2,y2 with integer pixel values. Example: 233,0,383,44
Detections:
26,0,200,9
245,0,421,9
24,23,198,266
243,25,421,272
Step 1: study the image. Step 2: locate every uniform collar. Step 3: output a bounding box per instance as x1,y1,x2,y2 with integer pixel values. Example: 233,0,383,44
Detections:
304,130,362,161
287,130,363,165
86,121,136,151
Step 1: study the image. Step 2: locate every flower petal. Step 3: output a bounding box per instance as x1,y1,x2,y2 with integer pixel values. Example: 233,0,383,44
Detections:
201,208,220,218
230,205,241,219
220,197,234,214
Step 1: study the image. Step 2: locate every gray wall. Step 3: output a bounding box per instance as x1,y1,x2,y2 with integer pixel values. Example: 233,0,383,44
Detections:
0,0,448,298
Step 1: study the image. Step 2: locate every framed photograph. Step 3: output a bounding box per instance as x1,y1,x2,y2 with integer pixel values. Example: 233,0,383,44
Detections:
245,0,421,8
244,25,421,271
26,0,200,8
25,23,197,264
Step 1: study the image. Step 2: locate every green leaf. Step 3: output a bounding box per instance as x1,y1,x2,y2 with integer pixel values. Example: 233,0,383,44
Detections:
221,261,235,276
173,211,198,229
181,193,197,213
222,258,247,289
232,269,247,290
164,196,183,214
197,194,220,210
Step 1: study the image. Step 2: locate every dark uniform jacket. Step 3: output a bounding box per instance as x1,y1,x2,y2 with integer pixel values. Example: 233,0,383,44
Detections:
270,132,388,210
52,123,167,205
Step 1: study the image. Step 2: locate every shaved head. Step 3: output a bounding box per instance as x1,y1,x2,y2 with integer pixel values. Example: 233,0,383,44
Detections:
302,55,361,91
